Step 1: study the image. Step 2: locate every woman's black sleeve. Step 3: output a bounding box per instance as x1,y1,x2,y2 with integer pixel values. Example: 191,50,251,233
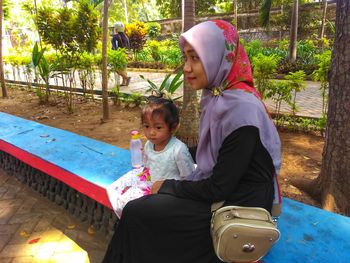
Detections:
188,146,197,163
158,126,259,202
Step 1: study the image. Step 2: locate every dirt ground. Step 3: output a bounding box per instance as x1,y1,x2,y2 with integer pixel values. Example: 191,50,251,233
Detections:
0,88,325,207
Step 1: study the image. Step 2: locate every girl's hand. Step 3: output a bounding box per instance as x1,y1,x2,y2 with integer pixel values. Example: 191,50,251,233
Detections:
151,181,164,194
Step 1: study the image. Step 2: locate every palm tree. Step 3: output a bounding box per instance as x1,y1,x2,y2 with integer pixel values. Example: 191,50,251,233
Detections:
177,0,199,147
0,0,7,98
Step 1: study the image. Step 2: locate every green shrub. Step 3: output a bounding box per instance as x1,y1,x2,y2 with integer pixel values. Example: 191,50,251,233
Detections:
133,49,152,62
147,40,161,62
4,54,22,67
161,38,178,48
243,39,264,62
36,1,100,56
252,53,280,99
277,58,316,75
94,53,102,67
146,22,161,39
107,49,128,71
312,50,331,83
266,80,293,120
76,52,95,70
297,40,319,64
160,45,182,69
312,50,331,116
278,39,289,50
284,70,306,116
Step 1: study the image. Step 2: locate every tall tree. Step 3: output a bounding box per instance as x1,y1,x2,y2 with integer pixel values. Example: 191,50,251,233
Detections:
260,0,272,27
289,0,298,62
315,0,350,216
260,0,299,62
233,0,238,28
0,0,7,98
319,0,328,40
140,0,149,21
101,0,110,121
181,0,194,30
177,0,199,147
123,0,128,23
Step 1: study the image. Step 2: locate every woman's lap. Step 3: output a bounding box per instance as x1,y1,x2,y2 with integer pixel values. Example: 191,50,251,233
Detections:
103,194,222,263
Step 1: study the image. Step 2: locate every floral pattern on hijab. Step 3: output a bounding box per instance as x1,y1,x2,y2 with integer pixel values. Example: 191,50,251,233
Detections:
212,20,261,99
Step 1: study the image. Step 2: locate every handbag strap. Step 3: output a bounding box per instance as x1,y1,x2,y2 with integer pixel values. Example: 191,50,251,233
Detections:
211,201,225,212
211,176,282,219
271,176,282,219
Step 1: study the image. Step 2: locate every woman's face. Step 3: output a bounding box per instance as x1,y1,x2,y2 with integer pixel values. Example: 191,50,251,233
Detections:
183,42,208,90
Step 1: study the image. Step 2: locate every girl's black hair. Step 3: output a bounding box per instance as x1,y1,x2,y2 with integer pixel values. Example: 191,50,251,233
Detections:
141,96,179,130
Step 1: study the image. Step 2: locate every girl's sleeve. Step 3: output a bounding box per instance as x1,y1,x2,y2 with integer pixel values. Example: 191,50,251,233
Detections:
158,126,259,202
174,142,195,180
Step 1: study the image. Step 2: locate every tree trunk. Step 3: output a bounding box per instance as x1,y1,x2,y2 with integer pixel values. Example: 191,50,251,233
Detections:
233,0,238,29
181,0,195,32
177,0,199,147
279,5,284,40
247,0,253,27
289,0,298,62
123,0,128,24
0,0,7,98
141,1,149,21
101,0,110,121
319,0,328,40
316,0,350,216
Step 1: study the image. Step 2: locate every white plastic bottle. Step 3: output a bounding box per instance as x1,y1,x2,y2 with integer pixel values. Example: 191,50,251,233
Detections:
130,130,143,168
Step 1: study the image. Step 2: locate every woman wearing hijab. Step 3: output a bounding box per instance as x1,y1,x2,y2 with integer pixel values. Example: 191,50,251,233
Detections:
102,20,281,263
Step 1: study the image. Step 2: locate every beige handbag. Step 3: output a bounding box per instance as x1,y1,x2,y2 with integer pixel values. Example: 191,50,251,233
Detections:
211,206,280,263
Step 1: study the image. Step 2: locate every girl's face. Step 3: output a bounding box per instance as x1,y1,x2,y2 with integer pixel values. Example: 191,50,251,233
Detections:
142,112,175,151
183,42,208,90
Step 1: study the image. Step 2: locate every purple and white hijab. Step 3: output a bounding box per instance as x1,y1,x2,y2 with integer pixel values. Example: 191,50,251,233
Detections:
180,20,282,211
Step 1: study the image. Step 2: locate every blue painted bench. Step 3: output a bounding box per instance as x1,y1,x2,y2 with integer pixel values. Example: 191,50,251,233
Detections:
264,198,350,262
0,111,133,209
1,112,350,262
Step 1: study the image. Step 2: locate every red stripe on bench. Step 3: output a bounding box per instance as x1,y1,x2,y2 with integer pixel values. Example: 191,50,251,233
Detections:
0,139,112,209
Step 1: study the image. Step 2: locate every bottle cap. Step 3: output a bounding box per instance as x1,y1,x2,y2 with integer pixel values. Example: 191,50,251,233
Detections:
131,130,140,139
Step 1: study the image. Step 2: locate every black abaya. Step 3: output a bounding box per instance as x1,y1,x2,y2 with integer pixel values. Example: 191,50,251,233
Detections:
102,126,275,263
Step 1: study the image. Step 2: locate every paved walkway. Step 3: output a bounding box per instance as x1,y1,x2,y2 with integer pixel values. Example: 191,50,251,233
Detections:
118,70,324,118
6,67,324,118
0,169,108,263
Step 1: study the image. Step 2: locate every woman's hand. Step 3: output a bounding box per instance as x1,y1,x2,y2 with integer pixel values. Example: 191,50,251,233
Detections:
151,180,164,194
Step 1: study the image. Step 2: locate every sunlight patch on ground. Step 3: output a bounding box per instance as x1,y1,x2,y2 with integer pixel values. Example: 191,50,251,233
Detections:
27,230,90,263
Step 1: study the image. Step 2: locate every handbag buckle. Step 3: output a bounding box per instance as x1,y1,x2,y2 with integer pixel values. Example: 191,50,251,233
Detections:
242,243,255,253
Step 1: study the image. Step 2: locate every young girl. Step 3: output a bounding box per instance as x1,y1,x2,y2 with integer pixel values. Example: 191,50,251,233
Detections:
142,96,195,182
107,96,194,218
